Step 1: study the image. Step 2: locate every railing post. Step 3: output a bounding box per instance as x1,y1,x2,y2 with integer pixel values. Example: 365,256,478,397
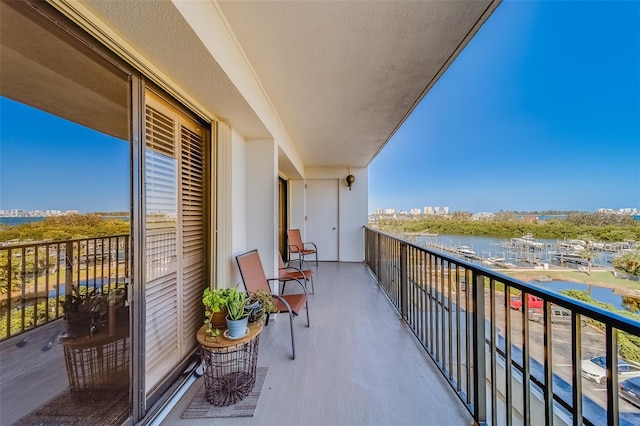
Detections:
376,231,381,282
400,242,408,319
6,248,12,334
606,325,619,426
65,241,73,297
473,271,487,424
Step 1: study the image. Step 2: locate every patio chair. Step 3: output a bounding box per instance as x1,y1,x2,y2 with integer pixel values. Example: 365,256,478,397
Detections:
236,249,309,359
278,251,314,295
287,228,318,268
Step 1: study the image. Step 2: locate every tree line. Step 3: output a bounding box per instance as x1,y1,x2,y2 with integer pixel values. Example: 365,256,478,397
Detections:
0,213,129,243
373,213,640,242
373,213,640,277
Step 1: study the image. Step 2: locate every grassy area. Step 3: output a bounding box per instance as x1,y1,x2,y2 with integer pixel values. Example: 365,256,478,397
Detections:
503,269,640,290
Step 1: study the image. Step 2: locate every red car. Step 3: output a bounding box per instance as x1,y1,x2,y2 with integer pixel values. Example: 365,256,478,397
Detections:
510,294,543,311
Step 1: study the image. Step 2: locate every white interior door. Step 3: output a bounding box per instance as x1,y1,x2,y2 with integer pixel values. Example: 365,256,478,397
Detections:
306,179,338,261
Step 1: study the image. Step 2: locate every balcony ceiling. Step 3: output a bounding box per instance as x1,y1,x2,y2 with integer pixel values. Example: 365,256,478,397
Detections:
215,1,499,168
13,1,498,169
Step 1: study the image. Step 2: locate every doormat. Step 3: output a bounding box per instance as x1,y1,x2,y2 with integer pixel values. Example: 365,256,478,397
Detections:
182,367,268,419
13,388,129,425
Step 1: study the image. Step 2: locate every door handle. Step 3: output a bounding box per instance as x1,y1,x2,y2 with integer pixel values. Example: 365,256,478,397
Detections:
332,227,336,230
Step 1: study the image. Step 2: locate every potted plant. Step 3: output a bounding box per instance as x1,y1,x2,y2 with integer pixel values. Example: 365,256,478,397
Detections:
202,287,232,338
225,288,249,338
246,289,277,323
62,286,128,338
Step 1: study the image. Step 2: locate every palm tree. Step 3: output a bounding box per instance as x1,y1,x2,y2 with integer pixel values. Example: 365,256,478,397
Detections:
578,234,597,276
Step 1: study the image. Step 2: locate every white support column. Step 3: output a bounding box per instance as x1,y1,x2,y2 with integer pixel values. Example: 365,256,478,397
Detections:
245,139,278,280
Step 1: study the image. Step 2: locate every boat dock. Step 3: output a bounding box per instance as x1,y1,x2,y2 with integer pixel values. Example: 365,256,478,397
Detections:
403,232,636,270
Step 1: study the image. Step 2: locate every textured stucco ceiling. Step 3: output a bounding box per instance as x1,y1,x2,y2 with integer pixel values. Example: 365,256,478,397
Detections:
216,0,499,167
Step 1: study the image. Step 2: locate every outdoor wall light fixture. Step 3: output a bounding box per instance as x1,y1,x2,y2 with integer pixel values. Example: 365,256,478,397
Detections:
346,172,355,191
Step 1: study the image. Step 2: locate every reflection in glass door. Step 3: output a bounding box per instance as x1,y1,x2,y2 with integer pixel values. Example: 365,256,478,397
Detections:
0,1,132,424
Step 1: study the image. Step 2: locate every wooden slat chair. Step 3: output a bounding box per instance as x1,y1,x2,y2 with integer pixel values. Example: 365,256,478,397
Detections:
278,251,314,295
236,249,309,359
287,228,318,268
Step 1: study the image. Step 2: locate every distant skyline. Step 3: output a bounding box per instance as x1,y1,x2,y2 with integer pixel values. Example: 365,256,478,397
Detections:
369,0,640,214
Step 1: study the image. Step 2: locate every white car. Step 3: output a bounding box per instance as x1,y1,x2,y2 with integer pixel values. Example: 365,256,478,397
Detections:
581,356,640,385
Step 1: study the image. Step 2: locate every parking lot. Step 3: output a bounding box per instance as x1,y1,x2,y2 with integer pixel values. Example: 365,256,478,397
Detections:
492,291,640,415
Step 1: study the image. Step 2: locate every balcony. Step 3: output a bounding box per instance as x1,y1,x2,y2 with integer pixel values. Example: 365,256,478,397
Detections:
157,259,474,425
3,230,640,425
155,228,640,426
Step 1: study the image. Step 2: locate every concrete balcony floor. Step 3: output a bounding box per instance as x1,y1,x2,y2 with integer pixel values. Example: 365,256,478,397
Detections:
159,261,473,426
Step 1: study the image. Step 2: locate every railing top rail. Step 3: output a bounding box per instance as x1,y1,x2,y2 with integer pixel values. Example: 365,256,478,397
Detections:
0,234,130,250
365,226,640,335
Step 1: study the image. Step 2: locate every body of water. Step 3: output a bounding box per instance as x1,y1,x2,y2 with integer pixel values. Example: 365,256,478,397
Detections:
412,233,621,268
0,216,129,226
538,280,626,310
410,233,638,312
0,217,47,226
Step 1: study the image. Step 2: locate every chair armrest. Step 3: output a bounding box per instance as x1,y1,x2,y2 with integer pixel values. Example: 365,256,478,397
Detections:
268,277,307,294
281,263,306,275
303,242,318,251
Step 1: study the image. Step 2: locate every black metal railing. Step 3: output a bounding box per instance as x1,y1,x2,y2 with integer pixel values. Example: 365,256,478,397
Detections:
0,235,129,340
365,227,640,426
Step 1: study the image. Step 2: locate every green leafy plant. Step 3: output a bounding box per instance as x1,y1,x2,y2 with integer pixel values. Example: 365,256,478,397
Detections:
248,289,277,314
202,287,233,336
202,287,232,314
225,288,248,320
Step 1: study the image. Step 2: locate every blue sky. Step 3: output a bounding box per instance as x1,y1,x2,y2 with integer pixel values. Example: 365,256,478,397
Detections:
0,98,130,213
369,0,640,214
1,1,638,215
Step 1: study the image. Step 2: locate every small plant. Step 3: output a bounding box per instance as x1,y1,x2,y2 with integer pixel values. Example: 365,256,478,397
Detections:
248,289,277,314
225,288,249,321
62,286,127,337
203,287,232,337
209,327,221,342
202,287,231,314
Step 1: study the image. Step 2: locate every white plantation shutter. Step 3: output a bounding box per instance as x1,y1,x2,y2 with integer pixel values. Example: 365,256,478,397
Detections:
179,121,205,352
144,90,207,396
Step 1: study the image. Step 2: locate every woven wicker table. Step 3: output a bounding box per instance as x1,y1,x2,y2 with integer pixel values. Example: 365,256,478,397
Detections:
58,325,129,400
196,321,263,406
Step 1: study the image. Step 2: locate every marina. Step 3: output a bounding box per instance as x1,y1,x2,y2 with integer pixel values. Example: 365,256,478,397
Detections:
405,233,639,271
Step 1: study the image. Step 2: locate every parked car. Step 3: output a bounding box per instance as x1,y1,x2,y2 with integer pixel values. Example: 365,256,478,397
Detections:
527,306,588,326
509,294,543,311
620,376,640,408
581,356,640,385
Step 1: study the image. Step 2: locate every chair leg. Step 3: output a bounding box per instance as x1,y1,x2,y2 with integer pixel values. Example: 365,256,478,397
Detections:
288,310,295,359
305,300,310,326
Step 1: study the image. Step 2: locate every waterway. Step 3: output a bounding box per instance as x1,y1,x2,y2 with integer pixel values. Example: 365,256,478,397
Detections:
410,233,621,268
0,217,48,226
0,216,129,226
408,233,637,312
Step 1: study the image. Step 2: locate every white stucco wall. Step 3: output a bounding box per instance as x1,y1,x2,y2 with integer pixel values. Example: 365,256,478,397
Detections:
294,166,368,262
245,139,278,278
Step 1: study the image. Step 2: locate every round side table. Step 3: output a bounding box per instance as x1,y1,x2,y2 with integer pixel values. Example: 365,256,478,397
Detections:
196,321,263,406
